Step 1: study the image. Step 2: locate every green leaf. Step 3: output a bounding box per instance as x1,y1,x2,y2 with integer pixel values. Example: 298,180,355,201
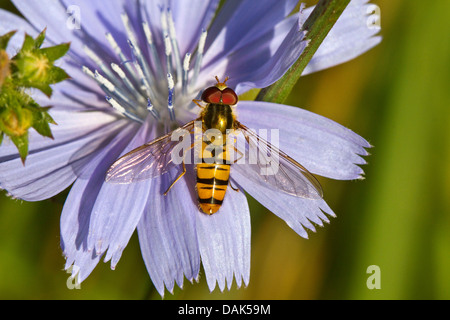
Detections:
256,0,351,104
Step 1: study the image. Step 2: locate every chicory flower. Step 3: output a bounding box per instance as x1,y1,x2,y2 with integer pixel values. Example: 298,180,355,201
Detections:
0,0,381,296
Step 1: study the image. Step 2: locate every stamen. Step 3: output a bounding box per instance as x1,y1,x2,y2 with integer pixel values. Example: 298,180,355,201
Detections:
94,70,140,114
128,39,155,92
167,8,183,82
83,45,118,85
147,98,161,120
164,35,173,76
111,63,146,105
142,21,164,78
167,73,176,122
120,12,138,46
192,29,207,87
105,32,138,82
106,96,143,123
134,61,158,110
82,65,95,79
182,53,191,94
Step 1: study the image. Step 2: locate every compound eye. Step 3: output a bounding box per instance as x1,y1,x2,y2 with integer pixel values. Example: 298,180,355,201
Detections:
201,87,222,104
221,87,238,105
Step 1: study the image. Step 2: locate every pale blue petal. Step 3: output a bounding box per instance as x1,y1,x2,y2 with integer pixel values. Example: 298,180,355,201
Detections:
32,80,106,112
232,169,335,239
233,19,308,94
303,0,382,75
137,164,200,297
196,185,251,292
60,0,132,59
203,0,298,69
11,0,83,51
61,123,138,282
236,101,371,180
0,9,38,56
198,15,298,93
0,111,125,201
86,119,154,265
171,0,220,56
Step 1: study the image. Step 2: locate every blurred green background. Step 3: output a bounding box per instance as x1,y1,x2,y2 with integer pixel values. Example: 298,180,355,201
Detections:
0,0,449,299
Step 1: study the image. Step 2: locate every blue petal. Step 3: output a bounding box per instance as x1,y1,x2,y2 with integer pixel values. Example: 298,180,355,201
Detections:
60,0,132,60
61,123,138,282
0,9,37,56
86,119,154,262
232,24,308,94
0,111,126,201
195,183,251,292
32,79,106,111
231,169,335,239
203,0,298,69
236,101,371,180
303,0,382,75
170,0,220,56
11,0,86,56
137,164,200,297
13,0,134,67
198,15,298,93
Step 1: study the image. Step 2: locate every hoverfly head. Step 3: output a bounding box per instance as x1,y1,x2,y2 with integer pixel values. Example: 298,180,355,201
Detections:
201,76,238,105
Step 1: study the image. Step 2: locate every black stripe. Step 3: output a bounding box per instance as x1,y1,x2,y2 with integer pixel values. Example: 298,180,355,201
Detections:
201,157,230,164
198,197,224,205
199,164,230,170
196,177,229,186
200,165,216,170
198,186,227,191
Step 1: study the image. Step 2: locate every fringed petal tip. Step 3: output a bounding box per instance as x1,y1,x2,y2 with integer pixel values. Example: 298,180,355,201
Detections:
292,203,337,239
206,273,250,294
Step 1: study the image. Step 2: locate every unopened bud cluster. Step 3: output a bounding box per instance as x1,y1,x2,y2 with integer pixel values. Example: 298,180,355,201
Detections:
0,29,70,163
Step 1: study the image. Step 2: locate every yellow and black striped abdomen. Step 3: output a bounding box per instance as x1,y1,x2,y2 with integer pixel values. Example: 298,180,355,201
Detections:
196,141,230,215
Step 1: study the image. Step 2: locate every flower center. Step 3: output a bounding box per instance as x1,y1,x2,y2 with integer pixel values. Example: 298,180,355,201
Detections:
81,7,208,126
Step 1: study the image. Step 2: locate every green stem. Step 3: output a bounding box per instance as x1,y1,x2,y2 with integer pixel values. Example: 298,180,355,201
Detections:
256,0,351,104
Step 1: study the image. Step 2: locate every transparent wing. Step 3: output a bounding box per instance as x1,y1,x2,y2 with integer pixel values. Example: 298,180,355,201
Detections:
232,121,323,199
106,121,195,184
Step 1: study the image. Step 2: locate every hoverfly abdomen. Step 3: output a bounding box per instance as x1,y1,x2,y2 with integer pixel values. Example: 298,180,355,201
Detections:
196,162,231,215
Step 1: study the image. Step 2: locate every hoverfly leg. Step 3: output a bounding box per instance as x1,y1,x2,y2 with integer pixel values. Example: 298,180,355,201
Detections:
229,179,239,192
232,146,243,164
164,142,194,195
164,160,186,196
193,99,204,109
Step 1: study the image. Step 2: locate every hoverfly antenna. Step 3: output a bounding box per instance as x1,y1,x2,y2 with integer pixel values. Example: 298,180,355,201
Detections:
214,76,230,90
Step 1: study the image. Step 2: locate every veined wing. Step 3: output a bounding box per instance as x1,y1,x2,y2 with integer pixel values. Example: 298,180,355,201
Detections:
232,121,323,199
106,120,195,184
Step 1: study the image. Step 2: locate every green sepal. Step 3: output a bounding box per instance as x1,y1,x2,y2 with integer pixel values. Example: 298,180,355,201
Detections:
0,30,17,50
9,131,29,164
30,105,57,139
34,28,47,48
40,42,70,61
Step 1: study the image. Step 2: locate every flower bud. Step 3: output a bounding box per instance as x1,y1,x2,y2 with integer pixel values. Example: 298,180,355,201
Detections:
0,107,33,137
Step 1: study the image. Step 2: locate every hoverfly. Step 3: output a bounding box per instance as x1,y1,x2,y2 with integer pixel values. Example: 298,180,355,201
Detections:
106,77,323,214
